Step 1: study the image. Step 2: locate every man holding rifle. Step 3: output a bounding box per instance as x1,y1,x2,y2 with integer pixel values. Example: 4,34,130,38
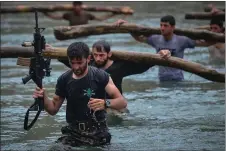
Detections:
33,42,127,146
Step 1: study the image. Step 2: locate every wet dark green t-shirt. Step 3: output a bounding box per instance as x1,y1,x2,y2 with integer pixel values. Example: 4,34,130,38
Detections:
55,66,109,123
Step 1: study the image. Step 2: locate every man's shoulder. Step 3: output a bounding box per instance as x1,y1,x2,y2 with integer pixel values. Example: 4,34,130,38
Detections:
111,60,133,67
108,60,123,67
148,34,162,43
89,66,107,74
89,66,110,80
149,34,162,39
174,34,189,41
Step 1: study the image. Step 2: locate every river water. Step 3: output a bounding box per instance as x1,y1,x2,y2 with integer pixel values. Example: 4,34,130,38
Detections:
1,1,225,151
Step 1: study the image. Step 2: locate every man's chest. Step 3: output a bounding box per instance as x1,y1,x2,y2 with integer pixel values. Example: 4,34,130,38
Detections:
65,78,106,101
154,41,182,56
69,14,89,25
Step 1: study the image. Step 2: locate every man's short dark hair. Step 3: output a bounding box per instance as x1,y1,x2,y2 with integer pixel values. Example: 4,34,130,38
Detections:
92,40,111,53
67,42,90,60
161,15,176,26
210,18,224,28
73,1,83,6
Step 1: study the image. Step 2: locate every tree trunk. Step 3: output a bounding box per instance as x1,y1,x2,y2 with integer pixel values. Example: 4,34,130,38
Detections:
1,46,224,83
53,23,225,42
194,25,210,30
0,4,134,14
185,12,225,20
82,5,133,14
204,7,225,12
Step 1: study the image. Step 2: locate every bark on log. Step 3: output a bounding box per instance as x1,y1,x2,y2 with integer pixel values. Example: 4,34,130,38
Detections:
185,12,225,20
194,25,225,31
194,25,210,31
1,46,224,83
0,5,134,15
53,23,225,42
204,7,225,12
82,5,133,14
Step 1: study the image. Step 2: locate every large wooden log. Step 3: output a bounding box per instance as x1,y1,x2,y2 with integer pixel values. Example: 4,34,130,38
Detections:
194,25,211,31
195,25,226,31
185,12,225,20
1,46,224,83
53,23,225,42
0,5,134,15
82,5,133,14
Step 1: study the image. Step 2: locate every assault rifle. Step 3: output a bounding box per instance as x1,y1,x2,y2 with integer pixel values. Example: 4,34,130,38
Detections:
21,10,51,130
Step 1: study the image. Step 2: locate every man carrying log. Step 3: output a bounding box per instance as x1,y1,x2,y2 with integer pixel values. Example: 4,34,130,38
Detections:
43,1,118,26
116,15,217,82
208,18,225,63
33,41,127,147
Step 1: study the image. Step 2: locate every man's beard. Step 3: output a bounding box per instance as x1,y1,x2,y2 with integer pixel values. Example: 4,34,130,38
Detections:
161,31,167,36
72,63,88,76
95,59,108,68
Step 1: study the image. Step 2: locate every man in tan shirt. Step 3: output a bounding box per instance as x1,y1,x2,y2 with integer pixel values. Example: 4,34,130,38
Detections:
43,1,117,26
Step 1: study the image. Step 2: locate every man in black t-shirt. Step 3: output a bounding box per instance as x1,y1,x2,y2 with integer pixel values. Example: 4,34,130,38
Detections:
43,1,117,26
33,42,127,147
91,40,154,94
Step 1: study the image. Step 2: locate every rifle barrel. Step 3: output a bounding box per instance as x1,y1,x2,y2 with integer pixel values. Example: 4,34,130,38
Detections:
35,10,38,32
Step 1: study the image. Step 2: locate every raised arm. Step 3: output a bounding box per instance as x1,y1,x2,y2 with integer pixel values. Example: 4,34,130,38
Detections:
181,36,217,48
115,19,150,44
94,13,116,21
195,40,218,47
43,12,64,20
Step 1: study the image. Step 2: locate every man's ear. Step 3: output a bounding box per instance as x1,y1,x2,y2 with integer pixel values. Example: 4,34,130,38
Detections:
172,25,175,30
108,52,112,58
68,57,72,65
87,55,91,63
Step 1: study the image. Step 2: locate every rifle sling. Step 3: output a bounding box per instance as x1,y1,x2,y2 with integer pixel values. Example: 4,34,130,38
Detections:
24,98,42,130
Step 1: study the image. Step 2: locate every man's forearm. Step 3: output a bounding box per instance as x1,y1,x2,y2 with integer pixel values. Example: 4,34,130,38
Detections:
195,40,217,47
96,13,115,21
108,96,127,110
44,12,63,20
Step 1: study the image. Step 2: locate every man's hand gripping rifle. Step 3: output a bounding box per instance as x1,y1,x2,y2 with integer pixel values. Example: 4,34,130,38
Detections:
21,10,51,131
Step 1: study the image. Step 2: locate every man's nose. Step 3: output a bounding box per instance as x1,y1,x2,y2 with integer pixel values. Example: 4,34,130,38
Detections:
73,65,80,70
96,56,101,61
